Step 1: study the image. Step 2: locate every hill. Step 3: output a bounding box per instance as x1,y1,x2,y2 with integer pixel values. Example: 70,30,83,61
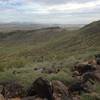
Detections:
0,23,83,32
77,20,100,50
0,20,100,60
80,20,100,34
0,27,62,44
47,20,100,54
0,20,100,90
0,20,100,62
0,23,51,32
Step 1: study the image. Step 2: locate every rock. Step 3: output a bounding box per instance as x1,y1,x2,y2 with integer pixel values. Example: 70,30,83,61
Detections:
95,54,100,65
73,63,96,75
72,95,81,100
92,93,100,100
0,94,5,100
72,71,81,80
94,71,100,82
41,67,59,74
88,59,97,65
52,80,71,100
7,97,45,100
82,72,96,84
27,77,53,100
95,65,100,72
34,67,45,73
68,81,90,96
96,59,100,65
22,96,44,100
1,81,25,98
8,97,21,100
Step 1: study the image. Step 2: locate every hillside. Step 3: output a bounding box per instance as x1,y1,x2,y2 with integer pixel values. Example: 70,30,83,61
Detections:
0,21,100,61
0,21,100,88
0,27,63,44
0,20,100,58
41,20,100,59
0,23,51,32
77,20,100,47
77,20,100,50
80,20,100,34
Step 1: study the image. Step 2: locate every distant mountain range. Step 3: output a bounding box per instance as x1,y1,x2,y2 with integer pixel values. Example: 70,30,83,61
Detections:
0,23,84,32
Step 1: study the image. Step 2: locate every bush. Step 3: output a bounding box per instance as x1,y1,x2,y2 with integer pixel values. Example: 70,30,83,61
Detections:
5,58,26,69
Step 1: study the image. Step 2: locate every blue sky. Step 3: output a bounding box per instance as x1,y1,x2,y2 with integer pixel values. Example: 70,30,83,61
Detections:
0,0,100,24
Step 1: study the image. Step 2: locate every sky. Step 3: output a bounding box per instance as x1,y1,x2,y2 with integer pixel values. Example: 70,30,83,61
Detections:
0,0,100,24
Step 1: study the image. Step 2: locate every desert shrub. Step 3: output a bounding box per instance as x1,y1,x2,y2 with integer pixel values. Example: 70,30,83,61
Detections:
0,71,18,82
47,71,73,85
82,94,100,100
5,58,26,69
0,63,5,72
95,83,100,93
82,95,94,100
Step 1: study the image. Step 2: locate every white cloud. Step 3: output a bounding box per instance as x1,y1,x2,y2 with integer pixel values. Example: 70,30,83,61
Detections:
0,0,100,23
17,0,100,15
47,0,100,11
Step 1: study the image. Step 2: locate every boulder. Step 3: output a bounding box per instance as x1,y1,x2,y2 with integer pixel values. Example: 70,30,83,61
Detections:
41,67,60,74
82,72,96,84
22,96,44,100
0,94,5,100
95,54,100,65
0,81,24,98
68,81,90,96
52,80,71,100
26,77,53,100
8,97,21,100
94,71,100,82
73,63,96,75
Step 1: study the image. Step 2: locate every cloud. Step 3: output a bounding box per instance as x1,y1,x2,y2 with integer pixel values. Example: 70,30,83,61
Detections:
1,0,99,13
17,0,100,15
0,0,100,24
28,0,96,5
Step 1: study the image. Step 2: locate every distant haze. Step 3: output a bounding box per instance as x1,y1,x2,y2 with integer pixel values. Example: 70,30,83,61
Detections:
0,0,100,24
